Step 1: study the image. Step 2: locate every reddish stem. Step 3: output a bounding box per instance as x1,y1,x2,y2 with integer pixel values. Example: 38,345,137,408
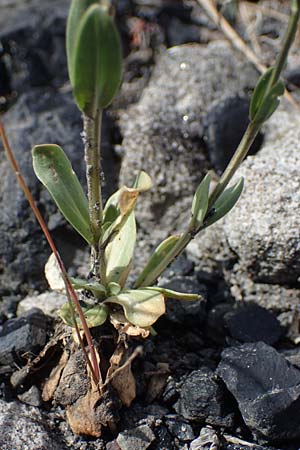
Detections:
0,119,101,385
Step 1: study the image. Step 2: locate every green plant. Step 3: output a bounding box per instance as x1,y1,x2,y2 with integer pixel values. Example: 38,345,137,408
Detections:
0,0,299,423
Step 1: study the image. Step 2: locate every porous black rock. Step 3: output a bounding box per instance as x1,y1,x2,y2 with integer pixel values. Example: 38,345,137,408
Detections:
217,342,300,442
174,367,235,428
224,303,282,345
0,310,47,366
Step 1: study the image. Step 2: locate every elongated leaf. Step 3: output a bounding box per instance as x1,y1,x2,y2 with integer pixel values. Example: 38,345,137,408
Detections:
32,144,93,243
73,4,122,116
66,0,99,85
249,67,284,123
204,177,244,227
145,287,202,301
104,211,136,287
190,173,210,230
104,289,165,327
60,302,108,328
134,235,181,288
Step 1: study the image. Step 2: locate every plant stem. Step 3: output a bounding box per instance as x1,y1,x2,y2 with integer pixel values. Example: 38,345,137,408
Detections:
207,120,259,210
83,110,103,274
0,119,101,385
269,0,300,88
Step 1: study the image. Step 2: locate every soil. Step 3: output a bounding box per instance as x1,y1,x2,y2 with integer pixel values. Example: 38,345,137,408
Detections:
1,1,300,449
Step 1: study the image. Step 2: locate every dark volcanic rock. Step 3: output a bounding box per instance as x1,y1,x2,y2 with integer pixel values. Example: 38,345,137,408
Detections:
161,276,207,325
0,88,117,292
0,89,84,291
224,303,282,345
0,310,47,366
204,96,263,173
174,367,235,428
165,414,195,441
217,342,300,442
0,0,69,93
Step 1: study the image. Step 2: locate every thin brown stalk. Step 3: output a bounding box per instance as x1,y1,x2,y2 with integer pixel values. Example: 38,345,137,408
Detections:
0,119,101,385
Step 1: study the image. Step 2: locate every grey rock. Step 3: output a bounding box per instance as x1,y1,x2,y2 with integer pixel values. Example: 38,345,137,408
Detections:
229,268,300,313
224,303,282,345
152,425,175,450
0,0,69,92
117,424,156,450
174,368,235,428
217,342,300,442
165,414,195,441
119,42,258,239
0,399,62,450
0,310,47,366
17,291,66,318
18,385,42,407
223,110,300,285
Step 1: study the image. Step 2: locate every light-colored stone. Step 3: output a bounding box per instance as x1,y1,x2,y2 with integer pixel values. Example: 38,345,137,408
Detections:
17,291,66,318
0,399,62,450
223,110,300,284
119,42,258,239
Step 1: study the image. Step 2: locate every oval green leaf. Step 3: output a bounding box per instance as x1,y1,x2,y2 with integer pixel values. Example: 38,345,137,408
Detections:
32,144,93,243
73,4,122,116
104,289,166,327
60,302,108,328
250,67,284,123
204,177,244,227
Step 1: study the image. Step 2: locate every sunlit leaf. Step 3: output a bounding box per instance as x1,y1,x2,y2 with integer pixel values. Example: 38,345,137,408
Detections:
104,289,165,327
134,235,181,288
190,173,210,230
204,177,244,227
60,302,108,328
249,67,284,123
107,282,121,296
72,4,122,116
145,286,202,301
32,144,93,243
104,211,136,287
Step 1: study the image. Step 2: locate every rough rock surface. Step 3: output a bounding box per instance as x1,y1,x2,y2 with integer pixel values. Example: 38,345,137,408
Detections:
217,341,300,442
17,291,66,318
0,399,63,450
0,310,48,365
0,90,85,291
223,110,300,285
174,367,235,428
119,42,258,239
